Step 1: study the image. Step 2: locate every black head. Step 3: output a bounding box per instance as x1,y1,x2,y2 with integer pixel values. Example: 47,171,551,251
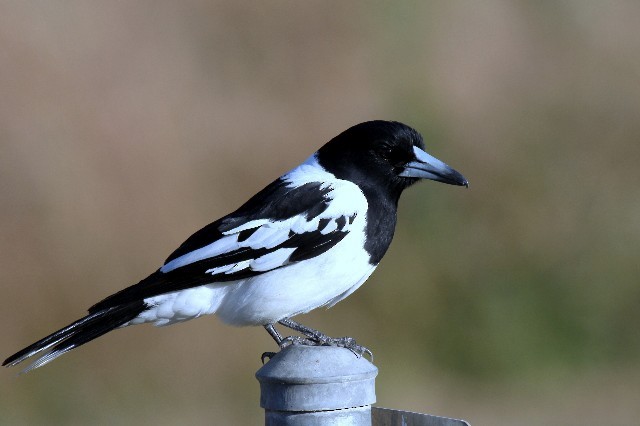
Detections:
317,120,468,201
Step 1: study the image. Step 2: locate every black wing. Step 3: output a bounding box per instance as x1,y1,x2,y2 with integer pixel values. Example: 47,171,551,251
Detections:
89,178,358,312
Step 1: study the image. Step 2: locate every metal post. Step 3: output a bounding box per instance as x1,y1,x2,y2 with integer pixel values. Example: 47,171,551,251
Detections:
256,344,378,425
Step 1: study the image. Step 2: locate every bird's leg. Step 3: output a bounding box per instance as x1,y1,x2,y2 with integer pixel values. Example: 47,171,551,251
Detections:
263,322,314,347
278,317,373,359
278,318,332,343
261,324,280,363
261,323,315,363
263,323,283,345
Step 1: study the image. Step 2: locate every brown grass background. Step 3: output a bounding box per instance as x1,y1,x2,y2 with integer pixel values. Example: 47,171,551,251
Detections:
1,1,639,424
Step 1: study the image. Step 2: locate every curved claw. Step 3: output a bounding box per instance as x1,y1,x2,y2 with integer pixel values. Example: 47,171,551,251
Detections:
332,336,373,361
261,351,276,364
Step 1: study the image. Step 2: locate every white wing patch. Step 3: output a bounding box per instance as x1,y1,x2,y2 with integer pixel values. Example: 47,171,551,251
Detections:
161,235,240,272
226,260,252,274
250,247,297,271
205,260,252,276
240,224,288,249
205,264,235,275
221,219,270,235
290,215,314,234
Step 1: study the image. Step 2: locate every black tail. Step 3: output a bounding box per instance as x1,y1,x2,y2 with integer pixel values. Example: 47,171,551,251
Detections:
3,301,145,373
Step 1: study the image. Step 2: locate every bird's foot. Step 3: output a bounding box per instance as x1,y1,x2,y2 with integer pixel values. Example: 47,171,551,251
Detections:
279,335,317,347
283,333,372,360
317,335,373,360
262,319,373,361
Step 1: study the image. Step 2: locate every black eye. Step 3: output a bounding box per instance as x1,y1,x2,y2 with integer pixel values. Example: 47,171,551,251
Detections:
380,146,393,160
376,143,395,158
377,144,407,167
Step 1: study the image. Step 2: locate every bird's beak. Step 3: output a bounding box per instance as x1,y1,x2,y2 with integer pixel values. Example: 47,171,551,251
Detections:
399,146,469,187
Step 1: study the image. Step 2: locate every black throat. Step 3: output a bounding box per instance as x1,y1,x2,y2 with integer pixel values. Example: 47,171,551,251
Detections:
358,183,399,265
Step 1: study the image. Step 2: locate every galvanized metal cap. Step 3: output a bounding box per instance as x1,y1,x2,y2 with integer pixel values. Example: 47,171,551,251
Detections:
256,344,378,412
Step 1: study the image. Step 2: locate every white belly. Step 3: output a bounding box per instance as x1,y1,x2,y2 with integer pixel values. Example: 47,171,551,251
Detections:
216,230,376,325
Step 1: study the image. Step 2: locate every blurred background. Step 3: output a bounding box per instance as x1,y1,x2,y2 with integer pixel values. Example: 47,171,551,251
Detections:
1,1,639,424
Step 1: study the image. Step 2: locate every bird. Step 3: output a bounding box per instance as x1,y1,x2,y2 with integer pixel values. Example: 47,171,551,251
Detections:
4,120,468,373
